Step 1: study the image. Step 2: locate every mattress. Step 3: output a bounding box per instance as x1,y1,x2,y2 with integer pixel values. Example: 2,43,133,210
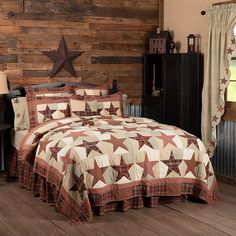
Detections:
10,129,28,151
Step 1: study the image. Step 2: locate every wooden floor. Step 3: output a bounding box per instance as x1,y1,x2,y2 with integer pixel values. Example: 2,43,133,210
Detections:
0,177,236,236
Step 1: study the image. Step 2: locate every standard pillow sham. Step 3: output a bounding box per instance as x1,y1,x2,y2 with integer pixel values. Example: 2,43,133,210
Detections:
25,85,73,100
73,84,109,97
69,93,124,118
11,97,30,131
27,96,71,128
70,98,98,117
96,92,124,116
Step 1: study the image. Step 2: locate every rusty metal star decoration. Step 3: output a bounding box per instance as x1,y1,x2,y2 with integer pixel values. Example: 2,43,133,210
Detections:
43,35,84,77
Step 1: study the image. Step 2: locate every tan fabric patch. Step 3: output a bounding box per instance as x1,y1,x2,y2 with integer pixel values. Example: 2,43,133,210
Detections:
70,98,98,117
74,84,108,97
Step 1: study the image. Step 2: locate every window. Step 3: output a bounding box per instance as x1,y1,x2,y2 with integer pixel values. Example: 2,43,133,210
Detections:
223,25,236,121
227,58,236,102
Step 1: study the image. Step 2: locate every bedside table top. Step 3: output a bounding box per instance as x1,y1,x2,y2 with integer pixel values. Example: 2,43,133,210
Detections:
0,124,11,131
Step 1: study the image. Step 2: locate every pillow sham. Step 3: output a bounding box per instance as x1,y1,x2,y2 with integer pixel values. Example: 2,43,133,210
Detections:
73,84,109,97
96,92,123,116
70,98,98,117
11,97,30,131
27,96,71,128
69,93,124,118
25,85,73,100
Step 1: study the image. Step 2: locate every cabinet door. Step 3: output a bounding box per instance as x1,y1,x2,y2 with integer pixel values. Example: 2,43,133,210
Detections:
162,53,203,137
142,97,162,122
143,54,163,122
182,54,203,138
162,54,183,127
143,54,162,97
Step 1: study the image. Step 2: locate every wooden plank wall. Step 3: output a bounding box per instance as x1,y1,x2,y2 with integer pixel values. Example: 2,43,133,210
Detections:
0,0,161,103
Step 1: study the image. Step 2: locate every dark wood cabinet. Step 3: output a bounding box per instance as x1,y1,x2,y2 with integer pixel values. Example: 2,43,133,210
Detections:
142,96,162,121
142,53,203,138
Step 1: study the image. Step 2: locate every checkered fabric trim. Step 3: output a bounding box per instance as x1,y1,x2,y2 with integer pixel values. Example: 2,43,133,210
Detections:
8,147,18,178
88,181,209,207
17,158,217,221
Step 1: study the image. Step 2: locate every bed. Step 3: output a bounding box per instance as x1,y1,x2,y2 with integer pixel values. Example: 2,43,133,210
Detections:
8,82,220,224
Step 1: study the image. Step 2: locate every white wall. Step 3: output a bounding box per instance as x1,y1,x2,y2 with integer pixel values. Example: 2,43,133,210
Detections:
163,0,229,54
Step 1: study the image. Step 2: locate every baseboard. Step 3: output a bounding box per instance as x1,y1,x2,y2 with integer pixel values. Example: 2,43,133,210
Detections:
216,174,236,187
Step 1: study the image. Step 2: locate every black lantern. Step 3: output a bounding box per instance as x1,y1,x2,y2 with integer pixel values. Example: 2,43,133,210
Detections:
187,34,196,53
109,79,118,94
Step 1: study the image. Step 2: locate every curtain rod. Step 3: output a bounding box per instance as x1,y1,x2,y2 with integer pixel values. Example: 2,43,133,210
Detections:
201,0,236,15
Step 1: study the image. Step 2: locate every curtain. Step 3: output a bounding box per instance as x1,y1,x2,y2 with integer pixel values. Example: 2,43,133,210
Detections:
201,4,236,157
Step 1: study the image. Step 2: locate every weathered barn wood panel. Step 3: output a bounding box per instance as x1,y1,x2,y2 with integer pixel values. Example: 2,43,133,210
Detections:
0,0,162,103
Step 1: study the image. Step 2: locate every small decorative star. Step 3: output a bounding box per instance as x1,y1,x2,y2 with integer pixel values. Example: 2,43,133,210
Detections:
13,98,19,104
61,151,74,171
162,152,181,176
69,173,86,198
217,105,224,113
184,153,197,176
207,149,211,156
221,78,227,85
227,47,234,54
78,140,101,157
87,160,108,187
157,132,176,148
43,35,84,77
108,134,127,152
134,133,153,149
209,140,215,147
105,103,119,115
49,143,61,161
212,115,218,122
181,132,199,149
39,105,56,121
137,155,158,178
112,157,132,182
205,161,214,179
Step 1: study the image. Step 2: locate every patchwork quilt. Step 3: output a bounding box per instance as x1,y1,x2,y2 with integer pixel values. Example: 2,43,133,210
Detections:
18,115,220,223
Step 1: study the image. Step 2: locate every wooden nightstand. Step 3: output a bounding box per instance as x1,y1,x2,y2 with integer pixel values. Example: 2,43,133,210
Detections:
0,124,11,171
